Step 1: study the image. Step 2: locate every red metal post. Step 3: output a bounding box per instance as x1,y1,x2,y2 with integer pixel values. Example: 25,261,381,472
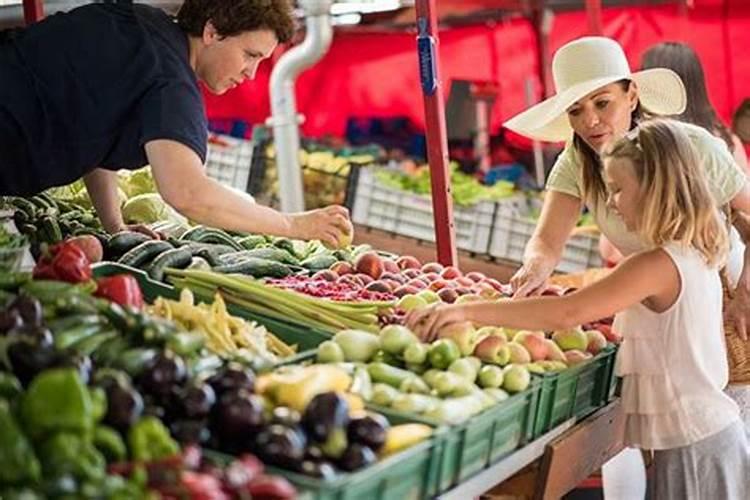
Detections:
414,0,457,267
586,0,603,35
23,0,44,24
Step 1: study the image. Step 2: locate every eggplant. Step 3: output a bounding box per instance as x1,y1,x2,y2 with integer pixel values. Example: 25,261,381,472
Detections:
253,424,306,470
104,384,144,431
206,364,255,396
54,354,93,385
298,459,337,480
0,308,23,333
213,389,265,444
8,324,53,348
9,295,42,326
175,382,216,420
170,419,211,445
301,392,350,442
136,350,187,398
271,406,301,428
347,414,389,452
7,339,57,386
337,443,376,472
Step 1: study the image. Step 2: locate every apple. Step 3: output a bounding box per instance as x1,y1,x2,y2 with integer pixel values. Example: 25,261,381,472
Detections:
544,339,566,362
564,350,593,366
417,290,441,304
429,279,450,291
382,259,400,274
402,268,422,280
465,271,486,283
354,251,384,280
552,328,589,351
312,270,338,282
393,285,420,298
502,365,531,393
506,342,532,364
330,261,354,276
396,255,421,270
397,294,428,311
437,288,459,304
441,266,462,280
381,272,406,284
406,278,428,290
585,330,608,355
421,262,444,274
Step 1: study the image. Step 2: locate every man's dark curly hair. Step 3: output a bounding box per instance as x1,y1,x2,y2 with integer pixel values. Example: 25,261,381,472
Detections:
177,0,295,44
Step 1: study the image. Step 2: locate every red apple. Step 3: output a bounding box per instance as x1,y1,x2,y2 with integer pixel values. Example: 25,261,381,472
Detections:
394,285,420,298
312,270,339,282
421,262,444,274
396,255,421,270
437,288,459,304
354,251,384,280
429,279,450,291
466,271,486,283
441,266,462,280
407,278,428,290
382,259,400,274
402,268,422,280
381,272,406,284
330,261,354,276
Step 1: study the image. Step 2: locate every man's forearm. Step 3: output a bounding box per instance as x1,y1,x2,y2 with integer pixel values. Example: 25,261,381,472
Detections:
82,168,124,233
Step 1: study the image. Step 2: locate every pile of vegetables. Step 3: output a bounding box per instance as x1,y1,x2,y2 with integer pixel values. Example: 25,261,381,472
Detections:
0,225,28,273
168,269,395,334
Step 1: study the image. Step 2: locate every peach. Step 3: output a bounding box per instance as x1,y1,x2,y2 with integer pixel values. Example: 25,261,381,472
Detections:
406,278,428,290
366,280,392,293
437,288,459,304
585,330,608,355
429,279,450,291
441,266,462,280
312,270,339,282
564,350,592,366
506,342,532,364
330,261,354,275
422,272,441,283
393,285,419,298
544,339,567,362
396,255,421,270
382,259,400,274
438,321,477,356
381,272,406,284
456,276,475,287
356,273,374,286
474,335,511,365
354,251,384,280
421,262,444,274
465,271,486,283
402,268,422,280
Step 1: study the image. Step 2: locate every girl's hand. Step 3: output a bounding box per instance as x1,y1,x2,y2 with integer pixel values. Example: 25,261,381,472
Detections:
289,205,352,248
725,288,750,340
510,260,552,298
406,303,467,342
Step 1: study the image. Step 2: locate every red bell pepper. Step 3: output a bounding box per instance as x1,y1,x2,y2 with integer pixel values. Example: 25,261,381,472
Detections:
95,275,144,310
32,241,92,283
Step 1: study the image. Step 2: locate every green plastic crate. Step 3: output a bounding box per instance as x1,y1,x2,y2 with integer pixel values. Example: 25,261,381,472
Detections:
531,346,617,439
371,379,540,493
205,413,444,500
91,262,329,357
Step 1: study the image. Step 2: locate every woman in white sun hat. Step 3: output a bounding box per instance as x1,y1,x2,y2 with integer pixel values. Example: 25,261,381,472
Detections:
504,36,750,499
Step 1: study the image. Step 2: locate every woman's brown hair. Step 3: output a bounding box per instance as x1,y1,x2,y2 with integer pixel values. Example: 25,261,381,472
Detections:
640,42,734,151
177,0,295,43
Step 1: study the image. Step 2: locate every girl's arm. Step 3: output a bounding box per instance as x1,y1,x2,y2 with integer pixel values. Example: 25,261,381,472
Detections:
511,191,583,297
408,248,679,341
728,181,750,340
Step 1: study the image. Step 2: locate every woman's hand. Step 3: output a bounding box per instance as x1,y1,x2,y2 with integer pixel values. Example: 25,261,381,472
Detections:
725,287,750,340
112,223,163,240
406,303,467,342
289,205,352,248
510,259,553,298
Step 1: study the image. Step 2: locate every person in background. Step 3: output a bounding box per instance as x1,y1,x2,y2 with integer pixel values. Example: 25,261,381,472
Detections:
0,1,352,247
640,41,748,171
408,120,750,499
733,98,750,162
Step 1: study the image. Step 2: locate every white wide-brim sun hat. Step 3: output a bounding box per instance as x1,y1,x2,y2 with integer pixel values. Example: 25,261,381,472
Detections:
504,36,687,142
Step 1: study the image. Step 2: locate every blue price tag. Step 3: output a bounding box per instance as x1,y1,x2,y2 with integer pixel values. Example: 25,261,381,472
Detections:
418,35,437,96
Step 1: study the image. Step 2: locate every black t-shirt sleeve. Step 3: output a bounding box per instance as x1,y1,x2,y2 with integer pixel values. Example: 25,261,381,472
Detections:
140,79,208,163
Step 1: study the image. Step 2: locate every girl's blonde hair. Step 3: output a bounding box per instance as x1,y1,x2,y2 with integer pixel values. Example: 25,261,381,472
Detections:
601,119,728,266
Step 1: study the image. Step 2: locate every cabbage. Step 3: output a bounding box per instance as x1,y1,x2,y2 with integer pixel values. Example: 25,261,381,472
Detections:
119,167,157,198
121,193,170,224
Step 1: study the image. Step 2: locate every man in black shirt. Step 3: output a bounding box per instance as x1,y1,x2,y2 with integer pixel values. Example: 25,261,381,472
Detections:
0,0,351,247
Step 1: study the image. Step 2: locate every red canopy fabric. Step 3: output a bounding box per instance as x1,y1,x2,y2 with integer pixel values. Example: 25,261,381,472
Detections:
204,3,750,139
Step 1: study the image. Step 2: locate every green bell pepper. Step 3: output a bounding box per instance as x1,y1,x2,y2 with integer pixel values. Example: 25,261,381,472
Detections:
127,417,180,462
93,425,127,463
0,372,22,400
39,432,106,482
0,399,41,485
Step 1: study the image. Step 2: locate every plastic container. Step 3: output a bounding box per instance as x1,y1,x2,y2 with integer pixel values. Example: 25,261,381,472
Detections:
205,134,255,192
205,413,445,500
489,212,602,272
353,168,523,254
91,262,329,355
531,346,617,439
371,379,540,493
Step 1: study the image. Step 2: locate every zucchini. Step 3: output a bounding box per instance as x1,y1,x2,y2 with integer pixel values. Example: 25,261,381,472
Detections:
272,237,299,257
192,229,243,250
10,197,38,217
179,225,209,241
146,247,193,282
237,234,267,250
213,257,292,278
117,240,174,268
107,231,152,258
220,247,300,266
300,254,338,271
39,215,63,244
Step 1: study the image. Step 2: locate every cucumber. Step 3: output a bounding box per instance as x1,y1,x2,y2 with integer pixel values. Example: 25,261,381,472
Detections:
237,234,267,250
117,240,174,268
107,231,152,258
146,247,193,282
220,247,300,266
213,257,292,278
179,225,209,241
192,229,243,250
300,255,338,271
39,215,63,244
10,197,38,217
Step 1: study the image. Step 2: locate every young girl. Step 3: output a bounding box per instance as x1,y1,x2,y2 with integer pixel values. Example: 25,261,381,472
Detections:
407,119,749,499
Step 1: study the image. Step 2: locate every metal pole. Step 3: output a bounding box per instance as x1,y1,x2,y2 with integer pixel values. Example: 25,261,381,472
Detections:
586,0,603,35
23,0,44,24
415,0,457,267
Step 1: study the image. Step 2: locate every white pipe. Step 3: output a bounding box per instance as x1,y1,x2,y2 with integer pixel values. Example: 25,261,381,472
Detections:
268,0,333,213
